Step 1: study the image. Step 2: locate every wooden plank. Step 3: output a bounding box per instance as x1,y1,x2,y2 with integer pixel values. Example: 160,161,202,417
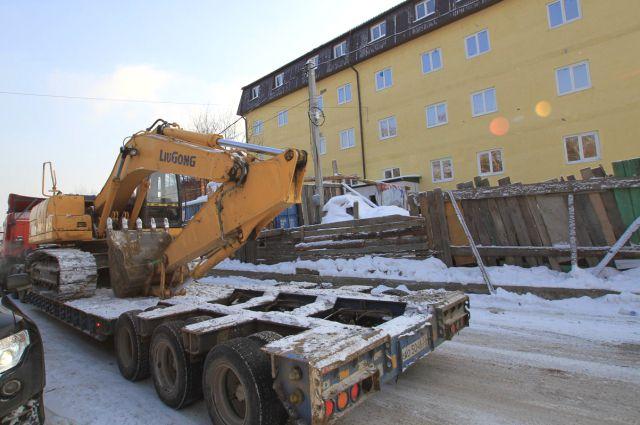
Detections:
444,200,474,265
456,181,474,189
537,194,570,261
504,196,538,266
592,166,627,238
566,175,598,267
486,198,516,265
580,168,616,245
440,177,640,200
493,198,523,266
498,177,512,186
516,196,543,266
525,196,561,270
433,188,453,266
450,245,640,258
624,158,640,243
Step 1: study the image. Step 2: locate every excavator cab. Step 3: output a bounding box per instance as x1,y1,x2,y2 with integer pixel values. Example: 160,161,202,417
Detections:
142,172,182,228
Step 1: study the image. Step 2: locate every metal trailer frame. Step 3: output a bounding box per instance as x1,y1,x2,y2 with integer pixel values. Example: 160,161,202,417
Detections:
25,280,469,424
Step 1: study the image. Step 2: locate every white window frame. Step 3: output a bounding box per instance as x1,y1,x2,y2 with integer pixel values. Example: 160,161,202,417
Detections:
477,148,504,176
465,29,491,59
252,120,263,135
318,136,327,155
378,116,398,140
383,167,401,179
415,0,436,21
421,48,443,74
250,86,260,100
339,128,356,150
431,157,454,183
370,21,386,42
375,68,393,91
547,0,582,29
308,55,319,67
273,73,284,89
426,101,448,128
337,83,352,104
563,131,600,164
334,41,347,58
277,110,288,127
555,61,591,96
471,87,498,117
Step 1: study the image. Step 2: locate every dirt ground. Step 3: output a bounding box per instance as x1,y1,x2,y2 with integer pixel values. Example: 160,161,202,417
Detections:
18,295,639,425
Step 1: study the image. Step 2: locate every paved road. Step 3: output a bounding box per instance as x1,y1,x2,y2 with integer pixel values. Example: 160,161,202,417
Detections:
17,298,638,425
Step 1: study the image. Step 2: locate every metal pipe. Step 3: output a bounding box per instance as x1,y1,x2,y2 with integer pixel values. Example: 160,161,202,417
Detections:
217,139,284,155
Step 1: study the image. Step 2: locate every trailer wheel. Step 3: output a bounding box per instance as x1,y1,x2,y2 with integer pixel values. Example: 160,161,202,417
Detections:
115,310,150,381
203,337,287,425
150,320,202,409
248,331,283,346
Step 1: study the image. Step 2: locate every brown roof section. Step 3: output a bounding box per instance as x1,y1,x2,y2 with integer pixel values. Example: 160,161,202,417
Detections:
237,0,502,116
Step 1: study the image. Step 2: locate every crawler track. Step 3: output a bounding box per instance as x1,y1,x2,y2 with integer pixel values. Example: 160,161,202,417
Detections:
28,249,97,300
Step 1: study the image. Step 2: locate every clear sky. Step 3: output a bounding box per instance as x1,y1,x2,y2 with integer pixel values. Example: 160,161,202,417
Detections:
0,0,399,210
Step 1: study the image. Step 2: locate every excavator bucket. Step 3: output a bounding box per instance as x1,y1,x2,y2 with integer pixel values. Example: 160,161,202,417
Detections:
107,230,173,298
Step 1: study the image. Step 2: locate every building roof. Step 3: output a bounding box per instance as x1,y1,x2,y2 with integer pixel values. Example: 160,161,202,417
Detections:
237,0,502,116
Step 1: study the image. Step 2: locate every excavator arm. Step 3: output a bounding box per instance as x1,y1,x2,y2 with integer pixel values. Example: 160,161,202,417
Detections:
99,120,307,298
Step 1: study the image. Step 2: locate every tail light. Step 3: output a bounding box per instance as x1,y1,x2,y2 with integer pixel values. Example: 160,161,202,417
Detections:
350,383,360,402
324,399,335,417
337,391,349,411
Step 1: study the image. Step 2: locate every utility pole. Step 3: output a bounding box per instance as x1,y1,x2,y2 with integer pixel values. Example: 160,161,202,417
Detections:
305,60,324,217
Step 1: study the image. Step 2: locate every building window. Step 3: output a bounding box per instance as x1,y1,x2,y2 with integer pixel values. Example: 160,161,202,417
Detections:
318,136,327,155
337,83,352,104
370,21,386,42
309,55,319,67
339,128,356,149
431,158,454,182
477,149,504,175
252,120,263,135
273,73,284,89
375,68,393,91
277,110,288,127
334,41,347,58
378,116,398,140
556,61,591,96
250,86,260,100
465,29,491,58
548,0,581,28
471,87,497,117
383,167,401,179
564,131,600,163
316,95,324,111
421,48,442,74
426,102,448,127
415,0,436,20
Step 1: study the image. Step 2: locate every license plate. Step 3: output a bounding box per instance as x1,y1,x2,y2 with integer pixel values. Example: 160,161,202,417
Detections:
401,334,429,367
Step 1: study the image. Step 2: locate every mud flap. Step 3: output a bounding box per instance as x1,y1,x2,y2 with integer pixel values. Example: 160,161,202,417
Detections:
107,230,172,298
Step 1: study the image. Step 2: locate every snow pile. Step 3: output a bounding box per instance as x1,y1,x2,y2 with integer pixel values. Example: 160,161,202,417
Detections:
321,194,409,224
216,256,640,292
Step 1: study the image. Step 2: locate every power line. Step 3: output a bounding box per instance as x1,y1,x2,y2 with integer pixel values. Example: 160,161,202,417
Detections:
0,90,233,107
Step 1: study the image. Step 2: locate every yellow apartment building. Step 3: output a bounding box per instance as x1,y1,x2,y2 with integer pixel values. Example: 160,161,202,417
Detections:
237,0,640,191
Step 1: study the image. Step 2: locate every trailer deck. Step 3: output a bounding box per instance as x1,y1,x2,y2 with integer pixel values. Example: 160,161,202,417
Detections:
25,278,469,424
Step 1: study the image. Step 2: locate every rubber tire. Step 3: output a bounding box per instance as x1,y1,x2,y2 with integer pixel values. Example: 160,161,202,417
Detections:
248,331,283,346
150,320,202,409
202,337,288,425
115,310,150,381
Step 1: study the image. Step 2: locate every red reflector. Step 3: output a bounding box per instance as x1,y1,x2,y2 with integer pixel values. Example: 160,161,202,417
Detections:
324,399,334,417
337,391,349,410
96,322,102,328
350,383,360,401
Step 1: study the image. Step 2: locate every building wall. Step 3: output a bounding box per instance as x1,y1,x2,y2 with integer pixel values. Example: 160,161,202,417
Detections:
244,0,640,190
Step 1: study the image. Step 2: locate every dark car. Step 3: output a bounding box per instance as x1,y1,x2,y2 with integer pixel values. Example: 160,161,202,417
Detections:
0,296,45,425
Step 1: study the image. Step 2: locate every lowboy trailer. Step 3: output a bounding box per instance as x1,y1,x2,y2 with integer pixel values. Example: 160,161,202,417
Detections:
24,279,469,424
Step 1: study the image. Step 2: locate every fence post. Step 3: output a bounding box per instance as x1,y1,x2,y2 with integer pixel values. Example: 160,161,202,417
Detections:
433,188,453,267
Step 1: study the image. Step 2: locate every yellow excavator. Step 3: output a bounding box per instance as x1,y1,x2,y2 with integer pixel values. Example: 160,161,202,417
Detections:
26,119,306,300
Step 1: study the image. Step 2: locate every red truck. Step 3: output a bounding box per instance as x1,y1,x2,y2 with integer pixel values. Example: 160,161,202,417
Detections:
0,194,43,295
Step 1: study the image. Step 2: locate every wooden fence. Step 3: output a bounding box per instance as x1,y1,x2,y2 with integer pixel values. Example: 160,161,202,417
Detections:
409,161,640,270
240,215,431,264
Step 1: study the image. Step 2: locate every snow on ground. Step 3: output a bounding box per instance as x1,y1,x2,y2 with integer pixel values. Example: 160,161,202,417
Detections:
322,194,409,224
21,275,639,425
216,256,640,292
